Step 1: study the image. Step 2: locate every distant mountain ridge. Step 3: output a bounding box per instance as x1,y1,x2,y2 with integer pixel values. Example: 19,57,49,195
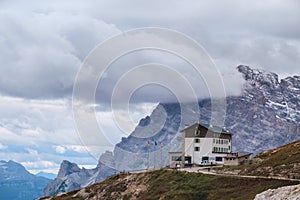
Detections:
36,172,57,180
0,160,51,200
44,65,300,196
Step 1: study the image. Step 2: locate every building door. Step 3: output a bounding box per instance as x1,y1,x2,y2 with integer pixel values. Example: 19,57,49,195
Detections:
185,156,192,166
202,156,209,164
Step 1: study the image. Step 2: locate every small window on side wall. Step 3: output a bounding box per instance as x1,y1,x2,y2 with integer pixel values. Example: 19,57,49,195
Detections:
216,157,223,162
194,138,200,143
194,147,200,151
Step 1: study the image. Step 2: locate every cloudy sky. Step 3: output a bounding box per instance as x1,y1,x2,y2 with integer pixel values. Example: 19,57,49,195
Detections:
0,0,299,174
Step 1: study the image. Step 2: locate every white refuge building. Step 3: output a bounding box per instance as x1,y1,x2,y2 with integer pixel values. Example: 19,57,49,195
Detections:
169,123,233,168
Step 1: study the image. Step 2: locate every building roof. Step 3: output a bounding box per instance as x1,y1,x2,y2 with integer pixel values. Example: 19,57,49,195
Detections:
181,123,232,135
168,151,182,154
224,152,252,158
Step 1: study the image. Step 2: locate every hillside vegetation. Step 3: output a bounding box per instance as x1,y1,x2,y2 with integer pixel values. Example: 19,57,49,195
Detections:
217,140,300,178
40,169,298,200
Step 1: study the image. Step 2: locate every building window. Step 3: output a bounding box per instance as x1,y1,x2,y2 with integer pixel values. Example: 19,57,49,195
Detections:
194,129,200,136
171,156,182,161
194,147,200,151
213,146,230,153
216,157,223,162
194,138,200,143
214,139,230,145
202,156,209,161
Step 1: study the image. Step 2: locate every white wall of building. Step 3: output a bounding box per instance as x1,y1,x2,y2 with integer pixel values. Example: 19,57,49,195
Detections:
184,137,231,165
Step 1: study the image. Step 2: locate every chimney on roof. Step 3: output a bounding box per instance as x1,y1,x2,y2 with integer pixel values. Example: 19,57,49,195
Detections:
185,124,189,128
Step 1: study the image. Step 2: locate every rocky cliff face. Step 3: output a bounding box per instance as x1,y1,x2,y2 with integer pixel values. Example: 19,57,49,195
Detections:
226,65,300,153
44,65,300,196
42,153,117,197
0,160,51,200
57,160,81,178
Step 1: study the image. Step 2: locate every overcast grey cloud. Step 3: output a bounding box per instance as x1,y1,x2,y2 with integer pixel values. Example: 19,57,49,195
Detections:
0,8,120,99
0,0,299,173
1,0,299,100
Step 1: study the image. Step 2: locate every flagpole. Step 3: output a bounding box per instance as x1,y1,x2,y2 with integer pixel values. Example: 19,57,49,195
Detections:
160,142,163,168
154,142,156,169
148,147,149,170
147,141,150,171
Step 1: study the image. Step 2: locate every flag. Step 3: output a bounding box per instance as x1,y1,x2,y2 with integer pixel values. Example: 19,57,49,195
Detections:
147,141,151,147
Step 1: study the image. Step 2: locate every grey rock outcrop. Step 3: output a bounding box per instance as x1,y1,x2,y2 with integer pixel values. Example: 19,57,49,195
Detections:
254,184,300,200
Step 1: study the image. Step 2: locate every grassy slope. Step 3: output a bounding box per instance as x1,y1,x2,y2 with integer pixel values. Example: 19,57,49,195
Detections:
251,140,300,175
222,140,300,177
140,170,297,200
41,170,298,200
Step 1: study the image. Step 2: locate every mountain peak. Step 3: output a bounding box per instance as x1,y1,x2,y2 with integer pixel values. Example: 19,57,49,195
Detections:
57,160,81,178
0,160,32,180
0,160,51,199
237,65,280,87
138,116,151,127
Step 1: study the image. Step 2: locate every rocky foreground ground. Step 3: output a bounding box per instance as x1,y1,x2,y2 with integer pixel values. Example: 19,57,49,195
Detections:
255,184,300,200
